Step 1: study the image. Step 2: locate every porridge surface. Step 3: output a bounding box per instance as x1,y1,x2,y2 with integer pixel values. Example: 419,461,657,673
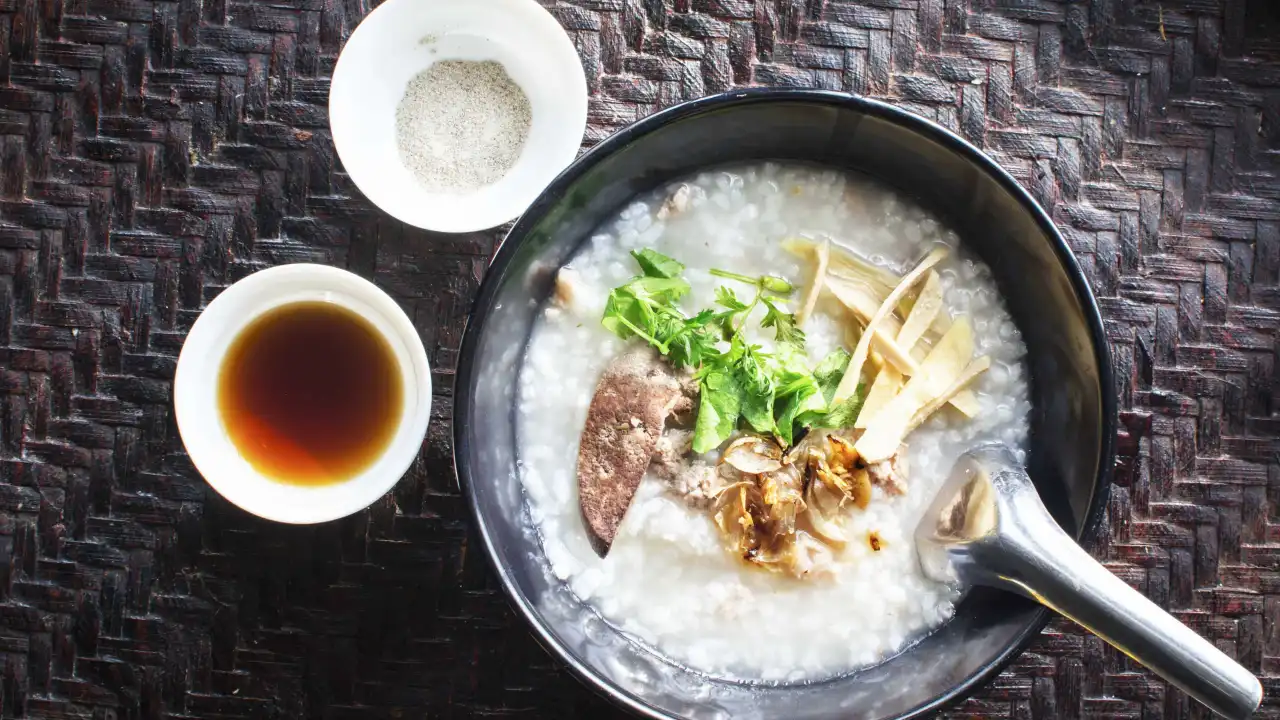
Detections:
517,163,1031,681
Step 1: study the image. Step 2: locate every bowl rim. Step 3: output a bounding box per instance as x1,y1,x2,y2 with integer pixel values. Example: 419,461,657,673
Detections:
453,88,1117,720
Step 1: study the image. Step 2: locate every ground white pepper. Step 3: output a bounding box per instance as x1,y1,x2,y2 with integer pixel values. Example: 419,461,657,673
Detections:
394,60,532,194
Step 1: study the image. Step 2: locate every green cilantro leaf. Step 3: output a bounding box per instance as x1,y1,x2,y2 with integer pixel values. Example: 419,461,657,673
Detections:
774,383,824,445
601,288,654,343
709,287,750,337
628,276,690,304
631,249,685,279
768,342,824,444
795,349,863,430
734,341,776,435
714,285,750,312
665,310,719,368
692,368,743,453
761,296,805,347
811,349,851,402
803,389,866,430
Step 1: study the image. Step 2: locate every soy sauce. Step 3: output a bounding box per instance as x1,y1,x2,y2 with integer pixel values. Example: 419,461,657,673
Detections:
217,302,403,485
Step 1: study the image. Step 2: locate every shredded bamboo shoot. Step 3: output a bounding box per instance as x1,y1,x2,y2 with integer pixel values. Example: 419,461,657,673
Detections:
907,356,992,431
825,277,914,373
832,248,948,404
857,367,901,427
795,239,829,327
854,318,989,461
856,355,992,462
783,237,899,294
856,270,942,428
897,270,942,349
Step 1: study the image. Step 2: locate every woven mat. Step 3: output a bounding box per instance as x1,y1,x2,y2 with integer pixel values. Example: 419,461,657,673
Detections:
0,0,1276,717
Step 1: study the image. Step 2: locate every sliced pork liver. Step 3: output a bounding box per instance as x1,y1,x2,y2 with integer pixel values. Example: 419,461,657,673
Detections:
577,348,689,553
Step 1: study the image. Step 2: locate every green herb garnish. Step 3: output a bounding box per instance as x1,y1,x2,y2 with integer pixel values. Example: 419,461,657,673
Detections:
631,248,686,279
710,268,795,294
600,249,864,453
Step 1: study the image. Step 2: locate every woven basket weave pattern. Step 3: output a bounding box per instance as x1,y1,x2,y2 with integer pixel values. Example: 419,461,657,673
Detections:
0,0,1275,717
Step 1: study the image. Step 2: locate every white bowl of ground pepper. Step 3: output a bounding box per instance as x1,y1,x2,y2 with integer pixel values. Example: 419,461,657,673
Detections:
330,0,588,233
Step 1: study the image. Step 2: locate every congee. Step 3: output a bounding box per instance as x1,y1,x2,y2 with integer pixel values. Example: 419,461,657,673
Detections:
517,163,1031,681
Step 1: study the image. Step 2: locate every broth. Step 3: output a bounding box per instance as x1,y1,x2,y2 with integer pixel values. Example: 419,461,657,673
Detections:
218,301,403,485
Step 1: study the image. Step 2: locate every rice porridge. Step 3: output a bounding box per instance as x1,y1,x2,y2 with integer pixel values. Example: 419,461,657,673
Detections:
516,163,1031,681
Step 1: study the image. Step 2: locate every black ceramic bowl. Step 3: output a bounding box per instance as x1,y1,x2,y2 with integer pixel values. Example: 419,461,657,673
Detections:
454,89,1116,720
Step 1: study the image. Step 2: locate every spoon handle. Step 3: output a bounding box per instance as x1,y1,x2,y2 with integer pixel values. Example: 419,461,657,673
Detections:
998,489,1263,720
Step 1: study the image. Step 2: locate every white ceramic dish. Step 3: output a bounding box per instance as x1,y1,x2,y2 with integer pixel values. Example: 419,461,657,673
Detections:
329,0,588,233
173,264,432,524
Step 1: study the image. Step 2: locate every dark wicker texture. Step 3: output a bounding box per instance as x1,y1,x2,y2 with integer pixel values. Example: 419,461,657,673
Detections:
0,0,1276,717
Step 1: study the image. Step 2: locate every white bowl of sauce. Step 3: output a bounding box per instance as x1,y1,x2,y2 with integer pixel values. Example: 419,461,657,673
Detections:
174,265,432,524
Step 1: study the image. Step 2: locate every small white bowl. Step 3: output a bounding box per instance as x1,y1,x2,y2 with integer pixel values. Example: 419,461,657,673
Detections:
173,264,432,524
329,0,588,233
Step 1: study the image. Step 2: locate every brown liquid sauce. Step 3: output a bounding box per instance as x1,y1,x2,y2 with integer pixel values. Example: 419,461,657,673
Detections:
217,301,404,485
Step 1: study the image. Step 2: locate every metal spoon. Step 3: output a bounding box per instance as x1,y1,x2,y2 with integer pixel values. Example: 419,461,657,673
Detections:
917,444,1263,720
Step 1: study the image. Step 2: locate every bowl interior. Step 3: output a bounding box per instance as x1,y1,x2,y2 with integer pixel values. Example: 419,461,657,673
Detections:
328,0,587,233
456,93,1113,720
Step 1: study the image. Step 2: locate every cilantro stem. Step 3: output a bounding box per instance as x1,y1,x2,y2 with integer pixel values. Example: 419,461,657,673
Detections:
760,276,795,294
615,314,668,352
710,268,795,295
709,268,758,285
735,288,763,334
